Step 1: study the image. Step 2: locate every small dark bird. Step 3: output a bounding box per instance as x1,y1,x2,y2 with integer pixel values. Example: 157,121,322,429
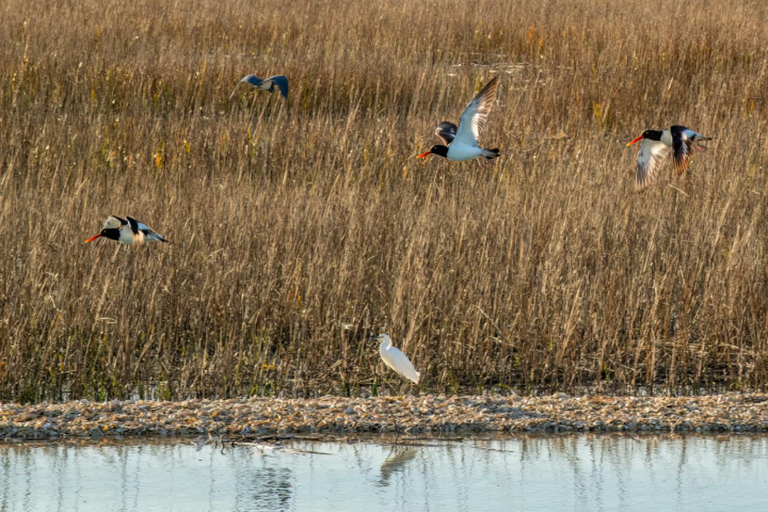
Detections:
229,74,289,99
626,125,711,191
417,76,500,163
84,216,169,245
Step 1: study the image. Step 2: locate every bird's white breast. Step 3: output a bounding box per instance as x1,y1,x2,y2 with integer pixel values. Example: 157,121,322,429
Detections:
119,227,135,244
446,143,484,161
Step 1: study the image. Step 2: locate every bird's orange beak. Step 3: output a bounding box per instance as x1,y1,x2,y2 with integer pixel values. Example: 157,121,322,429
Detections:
83,234,101,243
416,150,432,159
626,135,644,147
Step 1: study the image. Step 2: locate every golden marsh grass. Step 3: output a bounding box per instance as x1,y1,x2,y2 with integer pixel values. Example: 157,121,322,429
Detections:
1,0,768,401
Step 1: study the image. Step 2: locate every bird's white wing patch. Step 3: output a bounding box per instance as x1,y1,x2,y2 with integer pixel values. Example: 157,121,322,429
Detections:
103,215,126,230
257,77,273,92
455,76,498,147
636,138,672,191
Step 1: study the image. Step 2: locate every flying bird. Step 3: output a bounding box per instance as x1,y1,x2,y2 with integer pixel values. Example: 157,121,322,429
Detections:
372,334,420,384
229,74,289,99
626,125,712,191
84,215,169,245
417,76,500,163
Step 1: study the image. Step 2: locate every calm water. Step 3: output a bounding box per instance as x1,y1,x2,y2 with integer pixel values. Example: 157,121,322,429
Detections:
1,435,767,511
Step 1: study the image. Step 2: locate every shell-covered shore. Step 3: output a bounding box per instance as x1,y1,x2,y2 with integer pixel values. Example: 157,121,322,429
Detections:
1,394,767,439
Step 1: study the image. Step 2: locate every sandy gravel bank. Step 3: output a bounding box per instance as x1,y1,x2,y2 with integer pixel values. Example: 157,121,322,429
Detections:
1,394,767,439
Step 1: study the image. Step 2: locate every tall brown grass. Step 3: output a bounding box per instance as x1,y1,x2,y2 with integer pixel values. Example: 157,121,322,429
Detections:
1,0,768,401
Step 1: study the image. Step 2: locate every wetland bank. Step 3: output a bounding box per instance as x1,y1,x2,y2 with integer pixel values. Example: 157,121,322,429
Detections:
2,394,767,440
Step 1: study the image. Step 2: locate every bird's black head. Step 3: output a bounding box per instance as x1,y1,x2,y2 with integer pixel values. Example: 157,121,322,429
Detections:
84,227,121,244
430,145,449,157
100,228,121,241
642,129,662,141
627,129,663,148
417,145,449,159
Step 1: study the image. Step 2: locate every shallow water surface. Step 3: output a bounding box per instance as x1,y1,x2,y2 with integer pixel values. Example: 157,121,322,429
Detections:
1,435,767,511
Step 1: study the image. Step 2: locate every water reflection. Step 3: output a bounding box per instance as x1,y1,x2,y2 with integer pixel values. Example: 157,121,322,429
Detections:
1,435,767,512
378,446,418,487
250,467,293,510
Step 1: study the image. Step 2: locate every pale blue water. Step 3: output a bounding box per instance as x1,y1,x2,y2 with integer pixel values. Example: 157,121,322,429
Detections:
1,435,767,511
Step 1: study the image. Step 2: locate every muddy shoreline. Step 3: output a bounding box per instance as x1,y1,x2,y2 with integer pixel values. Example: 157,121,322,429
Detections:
1,394,767,440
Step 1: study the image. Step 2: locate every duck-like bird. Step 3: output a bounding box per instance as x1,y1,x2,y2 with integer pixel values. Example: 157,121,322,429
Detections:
371,334,420,384
84,216,169,245
229,74,289,99
417,76,500,163
626,125,711,191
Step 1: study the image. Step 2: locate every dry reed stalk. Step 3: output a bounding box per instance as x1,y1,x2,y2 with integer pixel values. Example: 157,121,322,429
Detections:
0,0,767,401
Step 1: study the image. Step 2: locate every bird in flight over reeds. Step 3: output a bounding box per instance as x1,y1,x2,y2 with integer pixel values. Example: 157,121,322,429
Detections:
229,74,289,100
84,215,169,245
417,76,500,163
626,125,711,191
371,334,420,384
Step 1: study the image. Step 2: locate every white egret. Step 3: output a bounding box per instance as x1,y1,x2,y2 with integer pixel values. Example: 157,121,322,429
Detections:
372,334,420,384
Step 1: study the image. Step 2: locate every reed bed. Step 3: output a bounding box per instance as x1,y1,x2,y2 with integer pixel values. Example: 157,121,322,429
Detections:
1,0,768,402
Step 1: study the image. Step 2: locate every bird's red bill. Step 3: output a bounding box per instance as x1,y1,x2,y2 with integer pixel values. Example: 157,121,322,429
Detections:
416,151,432,159
83,234,101,243
626,135,644,147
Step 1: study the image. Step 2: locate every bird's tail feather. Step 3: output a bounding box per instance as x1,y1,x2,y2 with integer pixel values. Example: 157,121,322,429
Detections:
147,233,170,243
483,148,501,161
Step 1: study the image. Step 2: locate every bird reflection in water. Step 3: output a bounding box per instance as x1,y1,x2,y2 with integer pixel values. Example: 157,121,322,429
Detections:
378,446,419,487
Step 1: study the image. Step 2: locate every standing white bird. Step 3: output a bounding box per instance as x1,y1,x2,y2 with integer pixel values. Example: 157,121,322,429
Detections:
83,215,169,245
372,334,420,384
626,125,711,191
417,76,500,163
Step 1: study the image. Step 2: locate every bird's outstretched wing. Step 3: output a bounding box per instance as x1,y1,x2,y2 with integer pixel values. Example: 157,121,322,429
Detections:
636,138,672,191
229,74,263,99
125,216,143,243
265,75,289,98
670,125,699,176
454,76,498,147
435,121,458,145
241,75,263,87
103,215,128,230
126,216,168,243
